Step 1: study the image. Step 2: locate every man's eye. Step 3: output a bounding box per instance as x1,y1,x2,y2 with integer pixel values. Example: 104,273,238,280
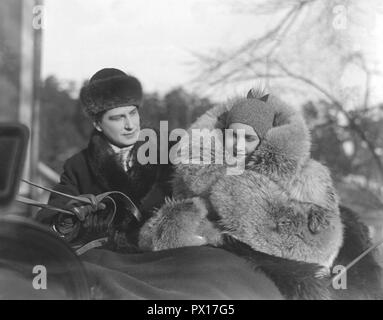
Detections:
110,116,123,120
130,109,138,115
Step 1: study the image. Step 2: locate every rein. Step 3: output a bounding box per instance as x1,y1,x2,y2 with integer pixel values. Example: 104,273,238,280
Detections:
16,179,142,255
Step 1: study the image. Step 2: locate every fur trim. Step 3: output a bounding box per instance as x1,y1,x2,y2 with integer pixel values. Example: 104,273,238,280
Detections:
86,130,158,205
246,95,311,180
138,197,222,251
171,101,232,198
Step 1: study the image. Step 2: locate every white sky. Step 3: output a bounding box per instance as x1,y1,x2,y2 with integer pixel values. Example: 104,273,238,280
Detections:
41,0,383,104
41,0,263,97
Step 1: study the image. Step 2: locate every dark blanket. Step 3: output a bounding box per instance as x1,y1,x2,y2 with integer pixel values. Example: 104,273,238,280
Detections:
81,246,283,300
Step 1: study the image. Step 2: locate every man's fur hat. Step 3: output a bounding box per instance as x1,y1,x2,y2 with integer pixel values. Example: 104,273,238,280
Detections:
80,68,143,118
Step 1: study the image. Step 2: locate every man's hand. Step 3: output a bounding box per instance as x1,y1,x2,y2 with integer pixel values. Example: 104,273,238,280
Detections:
53,194,108,242
66,194,106,221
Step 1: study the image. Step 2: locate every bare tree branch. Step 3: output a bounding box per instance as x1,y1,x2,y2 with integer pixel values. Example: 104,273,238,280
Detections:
193,1,311,84
192,0,383,179
273,60,383,177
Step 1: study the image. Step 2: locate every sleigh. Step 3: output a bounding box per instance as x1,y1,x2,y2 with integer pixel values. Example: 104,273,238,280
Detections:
0,123,381,300
0,123,284,299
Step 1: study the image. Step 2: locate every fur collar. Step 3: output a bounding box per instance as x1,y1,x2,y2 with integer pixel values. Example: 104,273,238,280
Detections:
86,130,158,204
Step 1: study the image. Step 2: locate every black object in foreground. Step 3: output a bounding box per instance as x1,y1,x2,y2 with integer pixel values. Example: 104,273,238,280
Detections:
0,123,28,208
0,216,90,299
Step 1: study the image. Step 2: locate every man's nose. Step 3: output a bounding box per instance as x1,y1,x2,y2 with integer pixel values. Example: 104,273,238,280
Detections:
124,117,133,130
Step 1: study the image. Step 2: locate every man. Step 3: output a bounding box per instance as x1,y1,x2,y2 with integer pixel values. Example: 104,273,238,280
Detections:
37,68,173,251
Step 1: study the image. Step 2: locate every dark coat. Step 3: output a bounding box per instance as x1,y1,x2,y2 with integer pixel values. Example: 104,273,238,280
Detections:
38,130,173,226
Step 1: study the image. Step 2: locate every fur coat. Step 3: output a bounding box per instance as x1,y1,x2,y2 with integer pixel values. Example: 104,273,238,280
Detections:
220,206,383,300
139,93,343,268
138,93,383,299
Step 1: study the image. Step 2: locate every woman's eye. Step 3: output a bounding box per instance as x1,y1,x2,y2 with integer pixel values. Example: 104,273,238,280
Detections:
245,135,258,142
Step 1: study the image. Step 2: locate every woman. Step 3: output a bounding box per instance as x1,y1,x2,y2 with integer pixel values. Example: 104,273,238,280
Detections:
138,89,382,299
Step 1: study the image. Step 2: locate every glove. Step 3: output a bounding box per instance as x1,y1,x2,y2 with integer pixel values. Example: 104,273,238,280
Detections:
66,194,106,221
53,194,107,242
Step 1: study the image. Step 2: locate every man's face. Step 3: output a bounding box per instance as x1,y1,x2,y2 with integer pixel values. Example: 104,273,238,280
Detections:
94,105,140,147
226,123,260,157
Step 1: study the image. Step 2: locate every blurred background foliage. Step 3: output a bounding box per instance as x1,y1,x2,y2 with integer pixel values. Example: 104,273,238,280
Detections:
39,76,215,172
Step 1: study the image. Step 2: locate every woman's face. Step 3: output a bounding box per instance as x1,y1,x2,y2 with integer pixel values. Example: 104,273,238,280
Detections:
94,105,140,147
226,123,260,157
